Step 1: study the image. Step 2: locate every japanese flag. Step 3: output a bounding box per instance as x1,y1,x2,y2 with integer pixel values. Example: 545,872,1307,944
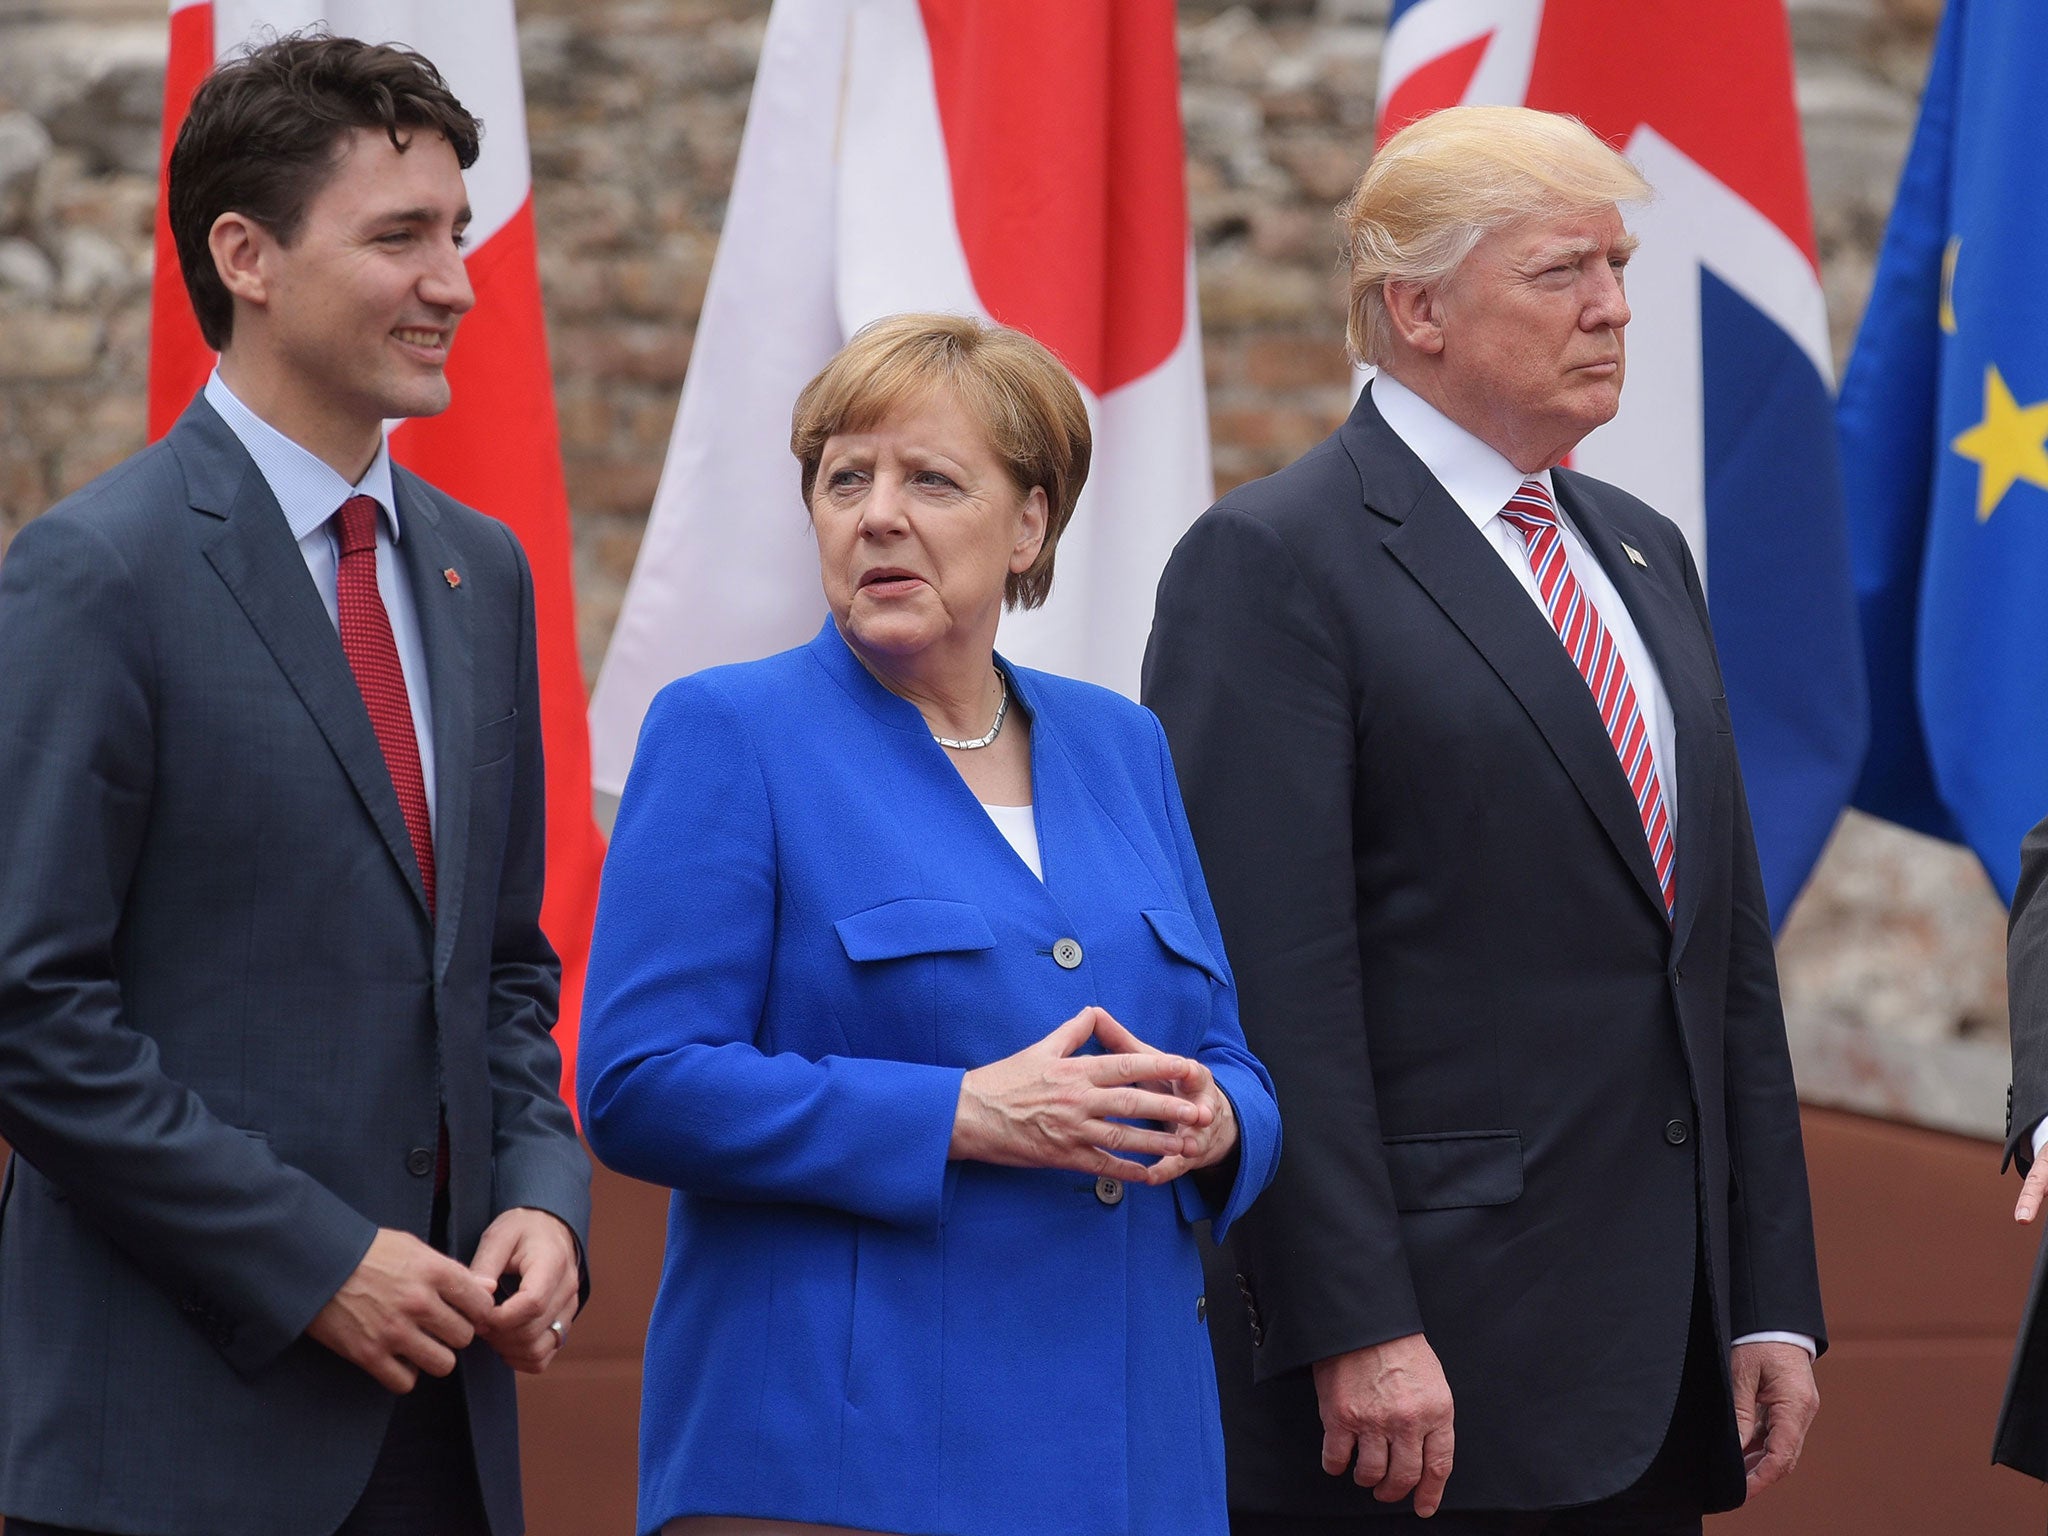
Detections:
587,0,1212,793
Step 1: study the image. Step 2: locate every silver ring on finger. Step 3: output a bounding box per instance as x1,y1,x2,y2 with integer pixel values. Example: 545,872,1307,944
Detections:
549,1318,568,1348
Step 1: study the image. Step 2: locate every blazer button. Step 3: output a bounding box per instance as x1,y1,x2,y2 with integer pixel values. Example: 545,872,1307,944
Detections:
1663,1119,1690,1146
1094,1175,1124,1206
406,1147,436,1177
1196,1295,1207,1322
1053,937,1084,969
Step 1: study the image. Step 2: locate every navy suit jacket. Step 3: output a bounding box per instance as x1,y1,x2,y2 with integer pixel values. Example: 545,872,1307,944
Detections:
580,621,1281,1536
1143,386,1824,1515
0,397,590,1536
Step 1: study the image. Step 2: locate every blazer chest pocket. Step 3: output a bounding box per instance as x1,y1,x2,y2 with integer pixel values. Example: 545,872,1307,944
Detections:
473,710,518,770
1383,1130,1523,1212
1142,908,1227,984
834,898,997,962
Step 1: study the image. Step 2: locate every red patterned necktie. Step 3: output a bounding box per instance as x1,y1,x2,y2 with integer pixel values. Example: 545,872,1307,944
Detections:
333,495,436,914
1499,478,1676,918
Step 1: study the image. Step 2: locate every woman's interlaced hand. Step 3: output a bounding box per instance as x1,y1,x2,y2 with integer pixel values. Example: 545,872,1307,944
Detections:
950,1005,1236,1182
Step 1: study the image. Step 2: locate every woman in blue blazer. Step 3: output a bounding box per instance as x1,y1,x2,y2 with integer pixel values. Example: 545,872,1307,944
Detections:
580,315,1280,1536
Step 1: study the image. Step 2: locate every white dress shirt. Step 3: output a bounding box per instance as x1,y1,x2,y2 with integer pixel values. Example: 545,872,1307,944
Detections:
1372,373,1676,833
980,802,1043,881
1371,373,1813,1360
204,371,437,825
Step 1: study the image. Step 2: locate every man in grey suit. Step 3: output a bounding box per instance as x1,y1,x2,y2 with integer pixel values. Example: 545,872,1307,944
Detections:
0,35,589,1536
1999,815,2048,1476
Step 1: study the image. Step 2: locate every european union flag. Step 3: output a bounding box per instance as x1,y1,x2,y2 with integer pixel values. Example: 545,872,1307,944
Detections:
1839,0,2048,902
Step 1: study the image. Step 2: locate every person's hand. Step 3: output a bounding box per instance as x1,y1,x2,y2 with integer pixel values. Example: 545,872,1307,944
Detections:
951,1005,1210,1182
470,1207,582,1373
1731,1339,1818,1497
1090,1009,1238,1181
2016,1156,2048,1223
1312,1334,1455,1517
306,1228,497,1393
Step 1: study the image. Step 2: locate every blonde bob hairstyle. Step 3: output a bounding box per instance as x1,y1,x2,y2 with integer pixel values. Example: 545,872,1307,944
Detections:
790,313,1092,612
1339,105,1653,367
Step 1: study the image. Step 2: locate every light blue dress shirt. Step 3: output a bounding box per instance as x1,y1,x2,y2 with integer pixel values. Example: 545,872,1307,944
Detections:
204,371,436,824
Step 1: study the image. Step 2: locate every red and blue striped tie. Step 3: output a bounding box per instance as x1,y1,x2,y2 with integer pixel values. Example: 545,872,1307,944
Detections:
1500,478,1675,919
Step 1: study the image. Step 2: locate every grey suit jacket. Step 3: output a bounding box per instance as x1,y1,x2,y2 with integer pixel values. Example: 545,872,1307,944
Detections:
1997,814,2048,1477
0,397,591,1536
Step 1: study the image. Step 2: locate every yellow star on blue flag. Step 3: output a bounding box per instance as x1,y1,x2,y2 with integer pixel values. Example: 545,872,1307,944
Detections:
1838,0,2048,901
1951,363,2048,520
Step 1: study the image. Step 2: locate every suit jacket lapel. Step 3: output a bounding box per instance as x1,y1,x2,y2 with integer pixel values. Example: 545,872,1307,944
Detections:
392,470,473,977
1554,475,1724,958
1347,395,1670,922
180,403,431,919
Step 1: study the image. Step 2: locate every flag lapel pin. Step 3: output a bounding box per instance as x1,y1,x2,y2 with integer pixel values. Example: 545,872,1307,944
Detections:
443,568,462,589
1621,543,1648,569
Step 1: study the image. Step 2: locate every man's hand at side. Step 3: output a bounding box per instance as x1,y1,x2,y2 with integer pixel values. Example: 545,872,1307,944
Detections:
1312,1333,1456,1517
469,1207,581,1373
2016,1152,2048,1224
1731,1339,1818,1497
306,1228,497,1393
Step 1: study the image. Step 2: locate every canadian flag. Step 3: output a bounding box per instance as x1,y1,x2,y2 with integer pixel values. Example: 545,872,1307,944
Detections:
586,0,1211,792
150,0,606,1095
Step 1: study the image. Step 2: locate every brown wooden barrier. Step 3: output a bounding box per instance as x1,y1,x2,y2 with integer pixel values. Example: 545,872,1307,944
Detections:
5,1111,2048,1532
520,1110,2048,1535
1714,1108,2047,1534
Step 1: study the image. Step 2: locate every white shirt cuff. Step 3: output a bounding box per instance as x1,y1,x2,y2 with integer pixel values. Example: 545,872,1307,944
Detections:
1732,1330,1816,1357
2030,1116,2048,1162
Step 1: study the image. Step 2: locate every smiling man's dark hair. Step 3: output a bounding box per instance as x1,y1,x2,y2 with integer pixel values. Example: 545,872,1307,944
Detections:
168,31,482,350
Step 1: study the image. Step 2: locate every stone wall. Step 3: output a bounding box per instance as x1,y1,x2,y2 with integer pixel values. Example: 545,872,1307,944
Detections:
0,0,2011,1132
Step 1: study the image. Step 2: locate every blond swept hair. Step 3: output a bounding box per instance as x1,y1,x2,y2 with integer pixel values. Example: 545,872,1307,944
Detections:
1340,105,1653,366
790,313,1092,612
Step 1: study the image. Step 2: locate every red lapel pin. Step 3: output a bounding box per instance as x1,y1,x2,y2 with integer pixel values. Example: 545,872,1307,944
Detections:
443,568,461,589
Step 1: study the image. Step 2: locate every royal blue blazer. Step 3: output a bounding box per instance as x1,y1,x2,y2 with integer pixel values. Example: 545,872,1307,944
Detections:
580,620,1280,1536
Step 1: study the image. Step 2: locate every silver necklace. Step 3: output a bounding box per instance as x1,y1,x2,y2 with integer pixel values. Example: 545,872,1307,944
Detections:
932,670,1009,751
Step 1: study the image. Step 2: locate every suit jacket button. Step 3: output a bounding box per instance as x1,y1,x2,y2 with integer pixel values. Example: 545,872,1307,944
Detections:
1196,1295,1207,1322
1094,1175,1124,1206
406,1147,435,1177
1663,1119,1690,1146
1053,937,1084,969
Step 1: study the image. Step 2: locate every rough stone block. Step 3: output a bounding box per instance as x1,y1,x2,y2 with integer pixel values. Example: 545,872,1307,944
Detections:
0,236,56,300
1270,134,1370,203
555,389,612,456
623,395,680,454
1200,256,1331,327
55,431,135,497
45,56,163,177
0,112,53,232
554,321,692,388
0,309,100,380
56,226,134,304
0,447,47,524
564,456,663,518
1252,202,1337,263
1245,332,1347,392
37,163,156,243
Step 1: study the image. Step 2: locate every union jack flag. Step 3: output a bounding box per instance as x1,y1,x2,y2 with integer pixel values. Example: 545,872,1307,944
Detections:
1377,0,1867,922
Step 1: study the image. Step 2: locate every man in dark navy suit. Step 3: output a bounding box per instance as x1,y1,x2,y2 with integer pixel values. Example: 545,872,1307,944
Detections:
0,35,587,1536
1146,105,1823,1534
